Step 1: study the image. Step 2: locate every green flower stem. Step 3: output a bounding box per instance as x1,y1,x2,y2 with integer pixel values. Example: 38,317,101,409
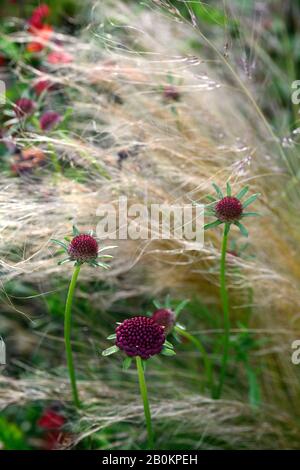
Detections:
136,356,154,449
215,223,230,399
64,263,81,408
174,325,213,395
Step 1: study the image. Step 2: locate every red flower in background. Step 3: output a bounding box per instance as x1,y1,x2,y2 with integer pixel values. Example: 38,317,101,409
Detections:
28,4,50,29
27,5,52,53
40,111,61,131
43,431,70,450
14,98,35,118
0,54,6,66
38,408,69,450
27,24,53,53
11,147,45,174
47,50,73,65
33,78,53,96
38,409,66,430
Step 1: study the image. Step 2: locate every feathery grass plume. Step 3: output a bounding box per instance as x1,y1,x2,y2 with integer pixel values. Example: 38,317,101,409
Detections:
0,0,300,449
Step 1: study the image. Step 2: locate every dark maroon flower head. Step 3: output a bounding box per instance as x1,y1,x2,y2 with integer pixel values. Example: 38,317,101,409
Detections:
151,309,176,335
34,79,53,96
40,111,61,131
14,98,35,118
215,196,243,223
116,316,165,360
163,85,180,101
68,234,98,263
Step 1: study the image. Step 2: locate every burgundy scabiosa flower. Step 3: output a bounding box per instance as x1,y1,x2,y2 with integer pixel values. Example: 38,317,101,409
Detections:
215,196,243,223
151,309,176,335
116,317,165,360
52,225,115,268
204,183,260,237
40,111,61,131
14,98,35,118
68,234,98,263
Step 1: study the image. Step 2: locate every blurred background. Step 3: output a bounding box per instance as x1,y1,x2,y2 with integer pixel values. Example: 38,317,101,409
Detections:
1,0,300,450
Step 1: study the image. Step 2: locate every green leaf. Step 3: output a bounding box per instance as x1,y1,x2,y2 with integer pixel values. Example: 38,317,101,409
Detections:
0,37,20,62
205,195,216,202
174,299,190,317
107,334,117,340
58,258,71,265
72,225,80,236
204,220,223,230
165,294,171,309
98,245,118,253
164,340,174,349
51,239,68,251
212,183,223,199
246,366,261,408
122,357,132,370
0,416,28,450
226,182,231,196
205,209,217,216
93,261,110,269
234,221,248,237
191,2,230,27
153,300,161,309
236,186,249,200
242,212,260,218
242,193,260,208
161,347,176,356
102,345,119,356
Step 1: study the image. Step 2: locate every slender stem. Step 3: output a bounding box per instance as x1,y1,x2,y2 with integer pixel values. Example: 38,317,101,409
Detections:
174,325,213,395
64,264,81,408
215,223,230,399
136,356,154,449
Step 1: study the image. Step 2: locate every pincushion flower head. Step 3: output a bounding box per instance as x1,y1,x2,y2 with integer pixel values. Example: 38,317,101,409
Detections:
150,296,189,336
116,317,165,360
204,183,260,237
151,308,176,335
103,316,176,361
52,225,116,268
